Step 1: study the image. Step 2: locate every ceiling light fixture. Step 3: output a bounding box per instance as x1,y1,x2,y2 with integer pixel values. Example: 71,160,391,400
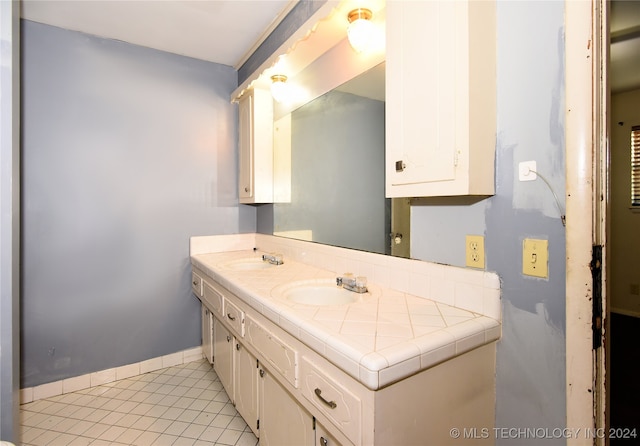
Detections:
270,74,289,103
347,8,375,53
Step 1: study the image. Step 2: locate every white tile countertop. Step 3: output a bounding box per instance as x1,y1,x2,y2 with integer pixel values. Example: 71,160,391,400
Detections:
190,234,502,391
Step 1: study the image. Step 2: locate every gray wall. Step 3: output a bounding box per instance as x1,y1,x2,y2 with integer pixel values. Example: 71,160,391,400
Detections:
273,90,388,254
411,1,567,441
256,0,568,440
21,21,256,388
1,1,21,441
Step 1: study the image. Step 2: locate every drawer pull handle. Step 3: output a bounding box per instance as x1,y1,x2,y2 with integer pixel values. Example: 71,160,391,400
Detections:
226,335,231,342
227,313,236,321
192,281,198,286
314,388,337,409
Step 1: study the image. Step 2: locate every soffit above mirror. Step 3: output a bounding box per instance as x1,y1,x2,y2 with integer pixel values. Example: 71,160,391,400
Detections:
231,0,385,103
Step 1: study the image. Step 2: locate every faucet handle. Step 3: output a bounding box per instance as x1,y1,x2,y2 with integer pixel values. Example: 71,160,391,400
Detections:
356,276,367,288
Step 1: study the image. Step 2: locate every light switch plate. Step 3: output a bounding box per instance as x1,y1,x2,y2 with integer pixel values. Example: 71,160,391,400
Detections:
522,238,548,278
466,235,485,268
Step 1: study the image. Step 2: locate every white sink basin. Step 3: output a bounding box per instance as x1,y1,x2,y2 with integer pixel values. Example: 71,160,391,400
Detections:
223,258,276,271
282,282,359,306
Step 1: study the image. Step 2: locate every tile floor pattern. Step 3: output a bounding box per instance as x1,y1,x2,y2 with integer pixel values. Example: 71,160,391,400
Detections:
19,359,259,446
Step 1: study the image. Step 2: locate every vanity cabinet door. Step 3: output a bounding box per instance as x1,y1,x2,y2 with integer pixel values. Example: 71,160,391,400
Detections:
259,366,314,446
316,421,343,446
385,0,496,198
234,341,259,436
213,316,234,402
201,305,214,364
238,87,274,204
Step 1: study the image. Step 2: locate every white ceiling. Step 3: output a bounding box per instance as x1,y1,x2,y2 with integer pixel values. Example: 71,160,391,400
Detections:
20,0,296,68
20,0,640,92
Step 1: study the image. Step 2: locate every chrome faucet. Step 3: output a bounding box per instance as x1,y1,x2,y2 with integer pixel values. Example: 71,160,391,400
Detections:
336,273,368,293
262,253,284,265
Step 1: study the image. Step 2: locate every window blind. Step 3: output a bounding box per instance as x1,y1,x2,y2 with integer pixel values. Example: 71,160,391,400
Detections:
633,126,640,207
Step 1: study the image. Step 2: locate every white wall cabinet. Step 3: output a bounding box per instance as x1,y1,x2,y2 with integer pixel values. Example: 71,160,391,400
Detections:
238,87,274,204
385,0,496,198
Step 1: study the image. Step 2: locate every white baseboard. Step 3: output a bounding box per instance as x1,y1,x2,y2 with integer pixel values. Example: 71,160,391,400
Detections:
20,346,204,405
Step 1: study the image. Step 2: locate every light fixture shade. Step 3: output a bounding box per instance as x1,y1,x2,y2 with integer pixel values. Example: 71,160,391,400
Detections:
270,74,289,103
347,8,375,53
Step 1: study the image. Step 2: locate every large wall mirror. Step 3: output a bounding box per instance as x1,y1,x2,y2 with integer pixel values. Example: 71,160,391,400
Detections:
247,3,410,257
272,63,395,255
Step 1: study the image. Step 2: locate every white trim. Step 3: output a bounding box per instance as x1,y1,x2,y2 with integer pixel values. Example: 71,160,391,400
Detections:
610,307,640,318
233,0,300,70
19,347,204,405
565,0,597,442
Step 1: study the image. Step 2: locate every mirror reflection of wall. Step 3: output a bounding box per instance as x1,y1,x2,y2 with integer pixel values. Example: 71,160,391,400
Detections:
273,68,389,255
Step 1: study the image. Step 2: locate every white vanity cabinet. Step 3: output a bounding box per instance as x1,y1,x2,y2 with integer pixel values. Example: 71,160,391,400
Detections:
213,317,234,401
258,365,315,446
316,422,342,446
201,306,214,364
212,316,260,435
238,87,274,204
385,0,496,198
234,340,259,436
192,265,495,446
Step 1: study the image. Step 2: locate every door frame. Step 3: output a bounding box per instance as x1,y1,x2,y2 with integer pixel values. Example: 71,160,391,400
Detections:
565,0,608,443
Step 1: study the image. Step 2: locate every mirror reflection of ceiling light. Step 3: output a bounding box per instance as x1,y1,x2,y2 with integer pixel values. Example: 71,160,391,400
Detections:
347,8,375,53
270,74,289,103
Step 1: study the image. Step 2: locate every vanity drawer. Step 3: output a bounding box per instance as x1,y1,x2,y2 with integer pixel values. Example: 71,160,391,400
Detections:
300,357,361,444
245,315,298,388
223,298,245,337
202,281,223,317
191,271,203,297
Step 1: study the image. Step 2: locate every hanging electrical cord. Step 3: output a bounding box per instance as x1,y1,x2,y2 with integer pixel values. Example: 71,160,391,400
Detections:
527,168,566,227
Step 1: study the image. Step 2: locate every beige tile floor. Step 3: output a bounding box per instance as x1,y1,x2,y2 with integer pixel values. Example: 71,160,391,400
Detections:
19,359,258,446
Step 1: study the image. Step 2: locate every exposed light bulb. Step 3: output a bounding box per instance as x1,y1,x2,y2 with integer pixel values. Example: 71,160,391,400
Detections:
347,8,375,53
270,74,289,103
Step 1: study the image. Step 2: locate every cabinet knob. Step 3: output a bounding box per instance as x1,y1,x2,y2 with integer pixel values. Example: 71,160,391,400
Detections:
236,343,240,351
320,437,328,446
244,187,250,192
395,160,406,172
259,369,265,378
226,335,231,342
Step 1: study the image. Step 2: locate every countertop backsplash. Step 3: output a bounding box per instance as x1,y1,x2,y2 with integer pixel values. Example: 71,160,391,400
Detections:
191,233,501,322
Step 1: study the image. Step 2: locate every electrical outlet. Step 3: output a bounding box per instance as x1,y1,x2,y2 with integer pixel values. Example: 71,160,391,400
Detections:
523,238,548,278
465,235,485,268
519,161,537,181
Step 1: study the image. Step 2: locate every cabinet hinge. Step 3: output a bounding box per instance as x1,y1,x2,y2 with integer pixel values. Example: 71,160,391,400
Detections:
590,245,603,350
257,419,259,430
312,416,316,430
454,150,460,167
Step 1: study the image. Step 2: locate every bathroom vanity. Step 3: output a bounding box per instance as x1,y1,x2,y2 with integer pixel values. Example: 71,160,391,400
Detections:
190,234,500,446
